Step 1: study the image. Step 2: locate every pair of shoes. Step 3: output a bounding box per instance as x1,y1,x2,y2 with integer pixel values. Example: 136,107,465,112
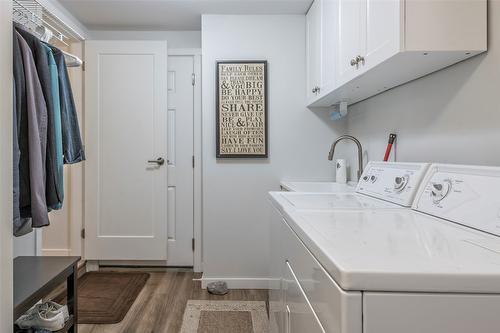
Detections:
15,301,69,331
34,301,70,322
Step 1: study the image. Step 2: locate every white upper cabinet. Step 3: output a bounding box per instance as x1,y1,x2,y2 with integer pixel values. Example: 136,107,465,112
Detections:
306,0,487,108
338,0,400,85
320,0,339,96
337,0,365,85
307,0,339,103
363,0,401,72
306,0,322,101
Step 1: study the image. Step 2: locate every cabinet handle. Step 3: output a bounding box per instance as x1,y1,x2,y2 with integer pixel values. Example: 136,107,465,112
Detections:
356,55,365,66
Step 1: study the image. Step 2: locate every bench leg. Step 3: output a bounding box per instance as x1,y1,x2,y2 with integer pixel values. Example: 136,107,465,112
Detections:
67,264,78,333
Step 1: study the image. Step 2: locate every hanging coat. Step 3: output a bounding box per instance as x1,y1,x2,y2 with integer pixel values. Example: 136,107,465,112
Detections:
50,47,86,164
13,28,31,236
16,27,62,210
43,44,64,210
16,31,50,228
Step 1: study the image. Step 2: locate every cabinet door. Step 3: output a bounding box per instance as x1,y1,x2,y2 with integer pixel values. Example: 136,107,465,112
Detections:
337,0,366,86
284,261,326,333
306,0,322,101
269,205,285,333
320,0,339,95
364,0,401,71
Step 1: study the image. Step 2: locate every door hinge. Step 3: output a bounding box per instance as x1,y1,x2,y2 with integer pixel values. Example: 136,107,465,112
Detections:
81,228,85,239
192,238,195,251
192,155,195,168
191,73,195,86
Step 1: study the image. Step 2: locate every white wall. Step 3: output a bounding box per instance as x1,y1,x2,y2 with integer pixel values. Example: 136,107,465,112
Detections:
14,231,40,257
89,30,201,49
344,1,500,179
201,15,346,288
0,0,13,329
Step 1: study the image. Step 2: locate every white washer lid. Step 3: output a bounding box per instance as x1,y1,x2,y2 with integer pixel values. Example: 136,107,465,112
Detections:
283,207,500,293
273,192,402,211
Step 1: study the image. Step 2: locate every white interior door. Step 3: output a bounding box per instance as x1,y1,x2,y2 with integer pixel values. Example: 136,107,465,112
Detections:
84,40,168,260
167,55,195,266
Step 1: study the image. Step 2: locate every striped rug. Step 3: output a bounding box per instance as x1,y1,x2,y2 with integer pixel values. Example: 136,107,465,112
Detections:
180,300,269,333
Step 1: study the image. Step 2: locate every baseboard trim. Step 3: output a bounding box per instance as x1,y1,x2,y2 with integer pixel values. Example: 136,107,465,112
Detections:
200,276,271,289
42,249,70,256
97,260,169,267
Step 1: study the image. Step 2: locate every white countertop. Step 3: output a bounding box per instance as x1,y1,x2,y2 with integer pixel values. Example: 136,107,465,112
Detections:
269,191,500,294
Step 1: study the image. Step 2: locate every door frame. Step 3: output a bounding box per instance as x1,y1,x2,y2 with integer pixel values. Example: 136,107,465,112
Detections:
168,48,203,273
0,1,13,329
82,46,203,272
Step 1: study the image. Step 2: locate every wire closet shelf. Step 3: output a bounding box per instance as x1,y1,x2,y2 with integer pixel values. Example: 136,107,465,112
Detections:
13,0,84,46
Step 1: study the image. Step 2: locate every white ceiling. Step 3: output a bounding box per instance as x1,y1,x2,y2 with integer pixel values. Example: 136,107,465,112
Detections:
58,0,313,31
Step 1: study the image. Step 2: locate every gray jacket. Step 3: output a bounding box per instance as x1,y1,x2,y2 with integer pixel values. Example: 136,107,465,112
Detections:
16,27,61,211
16,32,50,228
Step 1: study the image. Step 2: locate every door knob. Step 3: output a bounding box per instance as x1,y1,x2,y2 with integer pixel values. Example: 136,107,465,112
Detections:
148,157,165,166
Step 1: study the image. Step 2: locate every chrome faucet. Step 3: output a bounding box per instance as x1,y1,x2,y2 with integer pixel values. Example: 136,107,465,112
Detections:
328,135,364,181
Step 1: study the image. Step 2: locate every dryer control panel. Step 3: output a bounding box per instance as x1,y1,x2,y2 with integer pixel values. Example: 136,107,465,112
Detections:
413,164,500,236
356,162,430,207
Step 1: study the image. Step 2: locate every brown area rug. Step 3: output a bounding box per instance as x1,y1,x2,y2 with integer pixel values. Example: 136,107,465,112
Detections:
55,272,149,324
180,300,269,333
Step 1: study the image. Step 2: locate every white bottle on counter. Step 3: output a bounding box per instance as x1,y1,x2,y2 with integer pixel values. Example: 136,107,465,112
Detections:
336,159,347,184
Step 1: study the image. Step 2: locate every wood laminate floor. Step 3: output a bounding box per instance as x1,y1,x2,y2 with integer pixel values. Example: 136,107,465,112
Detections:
77,267,268,333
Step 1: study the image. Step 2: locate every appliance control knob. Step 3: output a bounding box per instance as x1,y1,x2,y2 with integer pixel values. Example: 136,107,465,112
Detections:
431,180,451,203
370,175,377,183
363,175,370,182
393,176,409,192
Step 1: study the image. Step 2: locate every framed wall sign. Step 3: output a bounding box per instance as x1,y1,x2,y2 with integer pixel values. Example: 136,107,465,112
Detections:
216,61,268,158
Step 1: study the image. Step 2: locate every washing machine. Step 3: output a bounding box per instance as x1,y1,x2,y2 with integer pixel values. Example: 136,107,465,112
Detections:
272,163,500,333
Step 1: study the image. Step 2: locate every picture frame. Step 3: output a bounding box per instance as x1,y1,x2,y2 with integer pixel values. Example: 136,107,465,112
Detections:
216,60,268,158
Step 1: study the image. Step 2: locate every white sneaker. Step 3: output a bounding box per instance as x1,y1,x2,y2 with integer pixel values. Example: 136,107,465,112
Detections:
15,308,65,331
34,301,70,322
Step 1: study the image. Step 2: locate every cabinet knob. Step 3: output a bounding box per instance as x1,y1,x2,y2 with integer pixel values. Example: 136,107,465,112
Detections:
312,86,320,94
350,58,358,67
356,55,365,65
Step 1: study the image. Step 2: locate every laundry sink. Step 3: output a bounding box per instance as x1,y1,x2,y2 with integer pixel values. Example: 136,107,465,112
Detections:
280,181,357,193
